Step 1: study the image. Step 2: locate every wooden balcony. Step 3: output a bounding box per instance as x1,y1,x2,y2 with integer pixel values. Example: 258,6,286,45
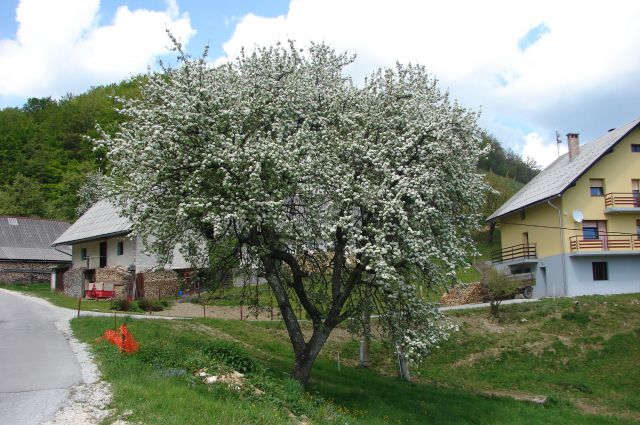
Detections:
492,243,537,264
569,234,640,253
604,192,640,213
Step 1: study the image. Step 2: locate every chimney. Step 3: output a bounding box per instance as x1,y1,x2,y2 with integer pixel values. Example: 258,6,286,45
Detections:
567,133,580,160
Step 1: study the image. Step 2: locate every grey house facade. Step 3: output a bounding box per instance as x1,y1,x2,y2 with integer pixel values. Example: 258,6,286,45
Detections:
0,216,71,286
52,201,190,299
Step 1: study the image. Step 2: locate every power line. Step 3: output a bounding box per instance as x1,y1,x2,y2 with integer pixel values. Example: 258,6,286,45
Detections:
500,221,639,237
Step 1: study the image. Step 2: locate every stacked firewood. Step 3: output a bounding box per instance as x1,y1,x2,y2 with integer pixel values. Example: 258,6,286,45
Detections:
95,266,131,299
143,270,180,299
95,266,129,283
63,268,84,297
440,282,488,306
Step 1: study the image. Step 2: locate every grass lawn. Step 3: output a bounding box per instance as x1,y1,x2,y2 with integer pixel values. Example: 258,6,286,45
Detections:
418,294,640,422
0,282,114,312
71,293,639,424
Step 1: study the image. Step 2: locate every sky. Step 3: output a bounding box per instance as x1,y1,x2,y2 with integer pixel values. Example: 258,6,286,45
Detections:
1,0,639,167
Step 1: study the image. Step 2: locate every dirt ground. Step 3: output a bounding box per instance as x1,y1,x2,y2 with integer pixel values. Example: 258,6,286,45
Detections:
153,301,281,321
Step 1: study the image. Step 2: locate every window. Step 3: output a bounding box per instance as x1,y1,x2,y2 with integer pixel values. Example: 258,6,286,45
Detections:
632,144,640,152
592,262,608,280
589,179,604,196
80,248,87,260
636,220,640,237
117,241,124,256
582,221,599,240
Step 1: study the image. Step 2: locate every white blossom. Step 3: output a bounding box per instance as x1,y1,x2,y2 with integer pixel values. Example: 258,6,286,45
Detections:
97,39,487,381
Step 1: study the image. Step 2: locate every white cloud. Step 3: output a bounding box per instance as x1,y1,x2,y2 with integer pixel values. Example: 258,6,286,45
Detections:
219,0,640,163
0,0,194,99
522,132,567,167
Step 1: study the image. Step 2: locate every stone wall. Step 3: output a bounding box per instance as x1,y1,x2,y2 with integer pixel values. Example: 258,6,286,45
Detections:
142,269,180,299
0,261,60,284
63,268,85,297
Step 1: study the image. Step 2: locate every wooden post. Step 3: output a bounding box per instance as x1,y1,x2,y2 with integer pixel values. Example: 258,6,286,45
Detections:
396,345,411,381
77,297,81,318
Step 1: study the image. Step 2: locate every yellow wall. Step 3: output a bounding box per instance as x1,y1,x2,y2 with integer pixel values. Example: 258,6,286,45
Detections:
499,199,564,258
499,127,640,257
562,128,640,251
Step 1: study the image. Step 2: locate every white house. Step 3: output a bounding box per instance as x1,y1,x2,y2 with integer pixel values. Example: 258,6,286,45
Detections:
52,200,190,299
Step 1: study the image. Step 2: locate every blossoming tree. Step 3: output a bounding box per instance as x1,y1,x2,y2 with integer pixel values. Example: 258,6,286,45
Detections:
99,40,487,386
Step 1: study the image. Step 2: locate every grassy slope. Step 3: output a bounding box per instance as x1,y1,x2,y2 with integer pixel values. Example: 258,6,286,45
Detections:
419,295,640,421
71,293,639,424
0,283,113,312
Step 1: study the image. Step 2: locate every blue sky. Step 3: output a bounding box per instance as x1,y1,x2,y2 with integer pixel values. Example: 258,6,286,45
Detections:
1,0,639,167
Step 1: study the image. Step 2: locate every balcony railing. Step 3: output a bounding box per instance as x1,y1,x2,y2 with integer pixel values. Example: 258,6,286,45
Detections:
492,243,537,264
569,234,640,253
81,256,106,269
604,192,640,209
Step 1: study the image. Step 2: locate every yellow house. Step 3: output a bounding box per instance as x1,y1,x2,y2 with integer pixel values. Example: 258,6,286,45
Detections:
488,117,640,297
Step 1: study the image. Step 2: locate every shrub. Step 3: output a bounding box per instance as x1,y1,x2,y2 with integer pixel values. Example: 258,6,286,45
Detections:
486,267,520,317
561,311,590,324
136,298,164,312
112,299,132,311
202,340,256,373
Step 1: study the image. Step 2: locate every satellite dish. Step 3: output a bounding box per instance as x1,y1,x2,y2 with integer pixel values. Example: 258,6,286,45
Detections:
572,210,584,223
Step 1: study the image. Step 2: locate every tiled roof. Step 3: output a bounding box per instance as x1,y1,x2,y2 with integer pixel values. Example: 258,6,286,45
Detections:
0,217,71,262
52,200,131,246
488,117,640,221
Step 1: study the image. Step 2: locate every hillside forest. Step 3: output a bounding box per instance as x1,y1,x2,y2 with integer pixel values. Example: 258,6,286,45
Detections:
0,77,539,222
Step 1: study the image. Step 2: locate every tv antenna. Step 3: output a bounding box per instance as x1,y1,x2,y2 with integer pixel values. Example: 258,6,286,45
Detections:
556,130,561,157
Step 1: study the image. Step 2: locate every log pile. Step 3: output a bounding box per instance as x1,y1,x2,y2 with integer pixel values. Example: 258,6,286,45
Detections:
63,268,84,297
96,266,132,299
440,282,488,306
143,269,180,299
0,262,56,284
95,266,130,283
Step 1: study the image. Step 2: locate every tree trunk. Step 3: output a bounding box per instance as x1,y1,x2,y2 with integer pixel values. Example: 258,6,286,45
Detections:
293,355,315,386
490,300,500,317
487,221,496,243
292,330,329,387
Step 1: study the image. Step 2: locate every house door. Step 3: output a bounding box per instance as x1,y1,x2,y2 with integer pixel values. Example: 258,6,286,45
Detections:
598,221,608,250
632,179,639,207
539,266,547,297
135,273,145,299
55,267,68,292
99,241,107,268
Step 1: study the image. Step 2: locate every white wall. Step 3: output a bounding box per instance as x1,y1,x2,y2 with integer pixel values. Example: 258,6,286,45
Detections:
71,236,136,269
566,255,640,296
71,235,192,272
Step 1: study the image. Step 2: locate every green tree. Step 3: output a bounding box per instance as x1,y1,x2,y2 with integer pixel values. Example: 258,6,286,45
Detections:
0,174,49,217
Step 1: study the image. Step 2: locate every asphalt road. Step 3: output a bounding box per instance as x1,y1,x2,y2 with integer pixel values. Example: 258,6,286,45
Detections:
0,290,81,425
